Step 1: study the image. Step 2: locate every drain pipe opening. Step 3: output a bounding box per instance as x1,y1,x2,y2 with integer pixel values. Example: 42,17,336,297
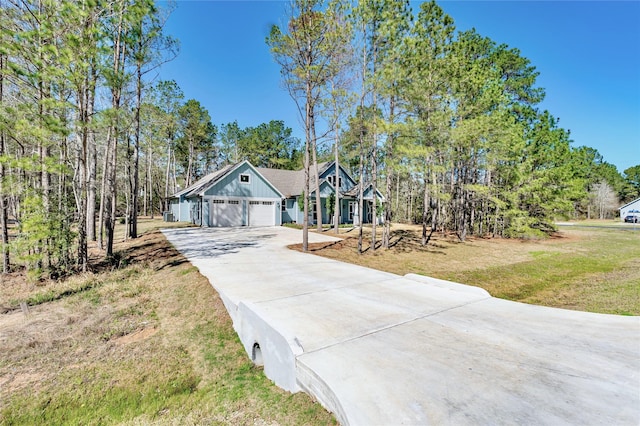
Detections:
252,342,263,366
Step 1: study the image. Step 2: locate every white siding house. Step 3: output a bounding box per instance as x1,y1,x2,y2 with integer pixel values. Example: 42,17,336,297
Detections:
619,197,640,221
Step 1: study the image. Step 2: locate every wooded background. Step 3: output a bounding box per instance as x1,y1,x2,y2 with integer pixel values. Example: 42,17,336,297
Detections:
1,0,638,277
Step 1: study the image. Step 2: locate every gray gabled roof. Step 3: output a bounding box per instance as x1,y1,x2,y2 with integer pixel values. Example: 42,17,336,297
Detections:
257,162,333,198
256,168,305,198
170,164,234,199
173,160,354,200
343,181,386,201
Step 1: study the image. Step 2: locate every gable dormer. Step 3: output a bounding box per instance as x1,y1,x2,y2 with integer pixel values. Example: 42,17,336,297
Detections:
318,161,356,192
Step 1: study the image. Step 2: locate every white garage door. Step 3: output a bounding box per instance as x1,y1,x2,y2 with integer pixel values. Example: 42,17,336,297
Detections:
249,200,275,227
211,199,242,227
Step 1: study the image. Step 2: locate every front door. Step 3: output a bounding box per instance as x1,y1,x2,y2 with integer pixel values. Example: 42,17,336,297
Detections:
349,201,358,225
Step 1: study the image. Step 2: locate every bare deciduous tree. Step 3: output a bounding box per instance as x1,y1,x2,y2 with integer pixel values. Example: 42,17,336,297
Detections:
591,181,619,220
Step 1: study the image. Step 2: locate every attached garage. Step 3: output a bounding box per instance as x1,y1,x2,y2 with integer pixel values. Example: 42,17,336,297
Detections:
169,160,283,228
208,198,278,227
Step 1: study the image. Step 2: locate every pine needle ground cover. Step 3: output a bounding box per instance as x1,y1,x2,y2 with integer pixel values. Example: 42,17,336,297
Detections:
301,223,640,316
0,222,335,425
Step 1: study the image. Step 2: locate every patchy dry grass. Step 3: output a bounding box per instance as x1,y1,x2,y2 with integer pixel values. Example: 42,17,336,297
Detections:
299,224,640,315
2,218,635,424
0,221,336,425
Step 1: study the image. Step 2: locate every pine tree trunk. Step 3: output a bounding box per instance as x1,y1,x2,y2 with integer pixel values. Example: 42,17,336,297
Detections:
98,127,111,250
370,49,377,252
357,22,366,255
145,143,153,218
164,144,171,212
311,126,322,232
105,125,118,257
105,3,125,258
87,38,98,243
76,80,88,272
0,173,8,274
382,97,395,249
431,170,438,234
357,143,364,254
185,138,194,188
0,53,8,273
333,129,340,234
87,112,96,242
422,168,429,246
371,126,377,250
39,71,52,268
302,94,310,252
129,34,143,239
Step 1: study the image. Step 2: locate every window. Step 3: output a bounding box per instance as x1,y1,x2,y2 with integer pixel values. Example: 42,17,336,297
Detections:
348,202,355,220
228,200,239,205
239,174,250,184
281,199,287,212
213,199,225,204
262,201,273,205
327,175,342,188
249,201,260,205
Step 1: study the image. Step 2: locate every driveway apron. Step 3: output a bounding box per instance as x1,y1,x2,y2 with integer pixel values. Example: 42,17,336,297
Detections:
163,226,640,426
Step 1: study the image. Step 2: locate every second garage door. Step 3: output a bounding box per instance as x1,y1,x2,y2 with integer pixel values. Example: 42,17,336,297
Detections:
249,200,275,227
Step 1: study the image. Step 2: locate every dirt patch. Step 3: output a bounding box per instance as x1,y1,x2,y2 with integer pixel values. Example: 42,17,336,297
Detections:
1,273,40,311
0,371,46,395
292,224,574,276
113,327,158,346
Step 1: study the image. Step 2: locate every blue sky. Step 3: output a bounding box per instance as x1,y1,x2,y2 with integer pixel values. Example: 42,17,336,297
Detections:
157,1,640,173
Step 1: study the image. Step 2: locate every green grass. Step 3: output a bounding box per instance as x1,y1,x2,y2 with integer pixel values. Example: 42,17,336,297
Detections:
1,227,336,425
7,358,200,425
308,224,640,315
439,228,640,315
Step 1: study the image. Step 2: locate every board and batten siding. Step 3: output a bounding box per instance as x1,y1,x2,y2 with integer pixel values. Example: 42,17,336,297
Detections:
203,162,281,199
169,199,180,221
282,198,296,223
175,196,191,222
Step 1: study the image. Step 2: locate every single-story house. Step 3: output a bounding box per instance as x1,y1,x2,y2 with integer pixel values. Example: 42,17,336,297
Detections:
168,160,384,227
619,197,640,221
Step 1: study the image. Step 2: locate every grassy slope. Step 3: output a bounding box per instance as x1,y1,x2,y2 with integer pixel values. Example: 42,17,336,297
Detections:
2,220,637,424
0,224,336,425
302,225,640,315
441,228,640,315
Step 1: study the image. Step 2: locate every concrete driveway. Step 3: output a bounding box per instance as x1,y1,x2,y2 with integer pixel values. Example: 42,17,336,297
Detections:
162,226,640,425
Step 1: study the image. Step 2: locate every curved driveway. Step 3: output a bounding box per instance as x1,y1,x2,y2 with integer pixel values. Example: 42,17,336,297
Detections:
163,226,640,425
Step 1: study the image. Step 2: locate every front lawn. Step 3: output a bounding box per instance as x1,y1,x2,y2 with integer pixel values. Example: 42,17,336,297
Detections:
299,224,640,315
